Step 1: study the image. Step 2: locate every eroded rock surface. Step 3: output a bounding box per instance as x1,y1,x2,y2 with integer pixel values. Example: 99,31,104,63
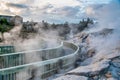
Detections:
55,29,120,80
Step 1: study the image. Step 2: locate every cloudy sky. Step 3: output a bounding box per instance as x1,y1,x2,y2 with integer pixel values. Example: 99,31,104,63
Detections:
0,0,113,23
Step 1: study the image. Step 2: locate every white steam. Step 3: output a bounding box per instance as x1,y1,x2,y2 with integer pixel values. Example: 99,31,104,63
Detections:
86,0,120,63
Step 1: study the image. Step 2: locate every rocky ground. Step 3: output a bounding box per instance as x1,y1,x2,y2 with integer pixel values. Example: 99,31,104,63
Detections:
54,28,120,80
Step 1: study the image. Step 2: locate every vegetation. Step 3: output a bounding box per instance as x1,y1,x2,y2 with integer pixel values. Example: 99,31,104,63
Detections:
16,17,94,40
0,18,14,42
19,21,37,39
42,20,49,30
22,21,37,33
58,22,70,38
78,18,93,31
51,23,57,29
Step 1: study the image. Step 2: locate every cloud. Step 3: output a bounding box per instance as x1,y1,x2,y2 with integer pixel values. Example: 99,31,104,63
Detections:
6,3,28,9
76,0,112,4
84,4,105,16
45,6,80,18
85,0,120,31
0,0,113,23
0,1,29,15
0,9,13,15
84,0,120,19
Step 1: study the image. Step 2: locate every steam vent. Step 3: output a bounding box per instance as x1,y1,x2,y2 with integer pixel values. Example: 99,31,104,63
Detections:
0,42,79,80
0,0,120,80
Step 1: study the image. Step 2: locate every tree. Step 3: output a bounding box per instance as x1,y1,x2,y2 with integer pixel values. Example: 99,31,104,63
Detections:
42,20,49,30
58,22,71,39
0,18,8,25
51,23,57,29
0,18,12,42
78,18,93,31
63,22,70,34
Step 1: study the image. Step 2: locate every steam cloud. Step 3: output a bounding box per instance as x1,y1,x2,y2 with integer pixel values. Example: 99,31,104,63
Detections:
86,0,120,62
0,0,120,80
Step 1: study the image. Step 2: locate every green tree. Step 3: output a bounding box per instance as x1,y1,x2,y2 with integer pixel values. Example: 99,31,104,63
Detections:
0,18,12,41
78,18,93,31
0,18,9,25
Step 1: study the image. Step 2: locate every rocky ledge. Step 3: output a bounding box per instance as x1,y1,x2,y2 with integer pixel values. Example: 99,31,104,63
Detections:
54,29,120,80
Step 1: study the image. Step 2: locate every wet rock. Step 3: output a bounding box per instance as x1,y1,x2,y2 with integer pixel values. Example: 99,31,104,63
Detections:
99,76,107,80
111,57,120,68
104,57,120,79
107,65,120,79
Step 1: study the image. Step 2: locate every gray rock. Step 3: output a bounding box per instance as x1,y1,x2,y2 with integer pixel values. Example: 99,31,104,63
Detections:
108,65,120,79
107,77,117,80
111,57,120,68
67,59,110,77
54,75,88,80
80,57,93,66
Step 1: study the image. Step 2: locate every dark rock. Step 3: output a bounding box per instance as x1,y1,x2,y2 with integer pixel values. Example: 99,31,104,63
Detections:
111,57,120,68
